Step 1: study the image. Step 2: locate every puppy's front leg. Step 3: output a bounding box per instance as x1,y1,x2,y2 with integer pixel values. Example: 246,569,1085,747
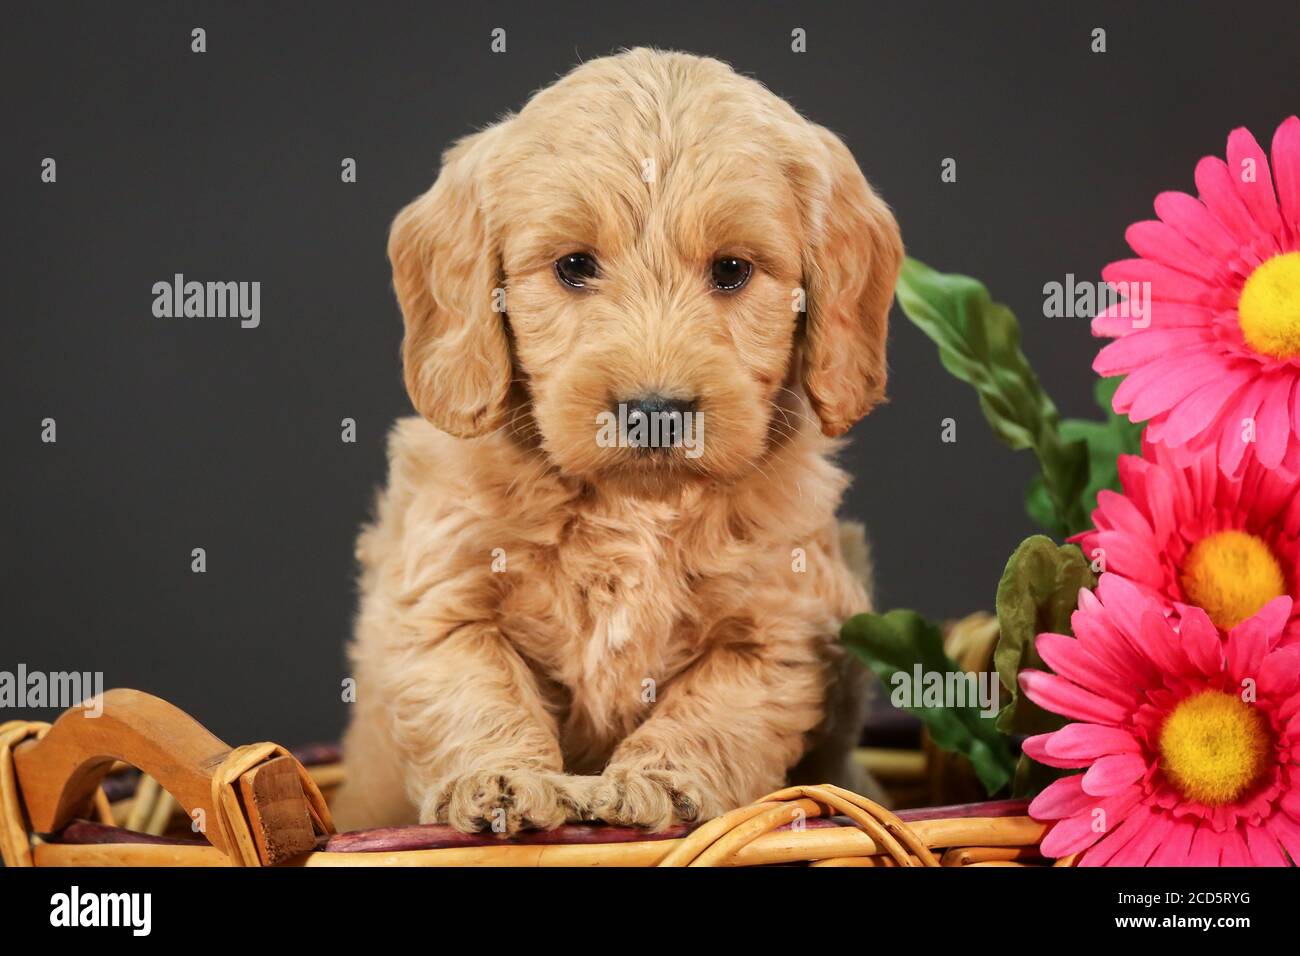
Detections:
590,627,830,830
387,622,573,833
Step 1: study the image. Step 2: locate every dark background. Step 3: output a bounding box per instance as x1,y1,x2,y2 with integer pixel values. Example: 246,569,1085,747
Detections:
3,1,1297,746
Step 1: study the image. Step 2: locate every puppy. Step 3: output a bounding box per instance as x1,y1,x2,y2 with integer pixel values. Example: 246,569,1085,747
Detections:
333,48,903,834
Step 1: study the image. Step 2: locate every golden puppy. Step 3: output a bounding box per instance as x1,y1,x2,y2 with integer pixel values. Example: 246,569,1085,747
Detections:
334,48,902,834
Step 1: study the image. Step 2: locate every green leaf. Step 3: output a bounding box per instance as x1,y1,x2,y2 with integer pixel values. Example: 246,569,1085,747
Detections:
1060,377,1145,524
1023,475,1056,532
1031,378,1146,534
993,536,1097,738
842,609,1016,795
895,257,1090,536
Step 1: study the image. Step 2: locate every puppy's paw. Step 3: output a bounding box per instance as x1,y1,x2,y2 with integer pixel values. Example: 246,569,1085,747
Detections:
420,768,572,835
587,766,717,831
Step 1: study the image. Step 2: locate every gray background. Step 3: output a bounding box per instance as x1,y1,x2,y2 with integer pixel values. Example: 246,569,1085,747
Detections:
3,1,1297,745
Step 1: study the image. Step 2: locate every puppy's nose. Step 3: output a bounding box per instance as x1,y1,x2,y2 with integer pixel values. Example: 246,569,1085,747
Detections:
623,395,697,420
618,394,698,450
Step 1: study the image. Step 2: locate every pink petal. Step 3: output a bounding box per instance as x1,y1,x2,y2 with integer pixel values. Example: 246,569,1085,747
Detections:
1045,723,1142,760
1090,533,1167,587
1140,457,1180,542
1272,116,1300,234
1219,828,1253,866
1176,606,1225,676
1126,352,1235,422
1148,818,1197,865
1258,645,1300,699
1103,258,1217,306
1110,352,1214,416
1138,608,1200,678
1095,571,1157,634
1039,816,1102,860
1039,789,1143,859
1019,670,1130,725
1100,809,1174,866
1070,582,1163,687
1266,812,1300,865
1035,632,1133,703
1022,733,1091,770
1154,190,1238,260
1156,366,1254,448
1226,126,1283,237
1245,824,1289,866
1195,156,1259,247
1226,617,1271,685
1186,824,1227,866
1293,373,1300,447
1254,374,1295,470
1230,596,1293,649
1094,300,1216,336
1092,489,1154,541
1028,773,1096,820
1126,219,1224,277
1081,753,1147,796
1218,376,1269,476
1093,329,1211,376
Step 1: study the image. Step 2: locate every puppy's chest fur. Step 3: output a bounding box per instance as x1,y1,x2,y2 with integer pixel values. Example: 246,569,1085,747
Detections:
368,419,861,778
495,503,713,771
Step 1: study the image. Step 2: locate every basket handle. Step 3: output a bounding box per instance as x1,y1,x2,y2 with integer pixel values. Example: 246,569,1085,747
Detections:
12,688,331,865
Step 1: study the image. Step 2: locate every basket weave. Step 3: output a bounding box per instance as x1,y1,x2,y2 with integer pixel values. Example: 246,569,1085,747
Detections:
1,689,1059,868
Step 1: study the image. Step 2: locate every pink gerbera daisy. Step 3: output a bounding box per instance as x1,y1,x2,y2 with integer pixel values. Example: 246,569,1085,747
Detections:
1093,116,1300,478
1020,575,1300,866
1073,440,1300,640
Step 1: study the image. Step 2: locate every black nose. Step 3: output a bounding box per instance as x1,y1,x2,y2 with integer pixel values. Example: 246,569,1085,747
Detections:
618,394,698,450
624,395,697,419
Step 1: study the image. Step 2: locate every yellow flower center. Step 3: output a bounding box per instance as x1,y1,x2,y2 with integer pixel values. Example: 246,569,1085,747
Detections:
1238,251,1300,359
1158,690,1271,805
1179,530,1286,631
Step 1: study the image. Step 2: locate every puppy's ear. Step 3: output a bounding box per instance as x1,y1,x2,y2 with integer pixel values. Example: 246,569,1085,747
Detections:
799,127,903,437
389,126,512,437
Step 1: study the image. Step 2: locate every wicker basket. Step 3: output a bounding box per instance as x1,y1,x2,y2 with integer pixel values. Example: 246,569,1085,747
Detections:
0,687,1059,867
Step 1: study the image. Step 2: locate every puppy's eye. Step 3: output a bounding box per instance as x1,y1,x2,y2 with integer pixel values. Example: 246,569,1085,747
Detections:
555,253,599,288
710,257,752,292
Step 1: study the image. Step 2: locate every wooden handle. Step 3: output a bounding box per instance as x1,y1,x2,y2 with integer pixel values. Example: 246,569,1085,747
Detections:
12,688,322,864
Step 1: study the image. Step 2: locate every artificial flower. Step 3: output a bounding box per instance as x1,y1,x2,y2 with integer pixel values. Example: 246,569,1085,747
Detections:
1092,116,1300,477
1020,573,1300,866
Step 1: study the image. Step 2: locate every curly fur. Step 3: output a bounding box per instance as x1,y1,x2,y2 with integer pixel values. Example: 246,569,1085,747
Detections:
333,48,903,834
